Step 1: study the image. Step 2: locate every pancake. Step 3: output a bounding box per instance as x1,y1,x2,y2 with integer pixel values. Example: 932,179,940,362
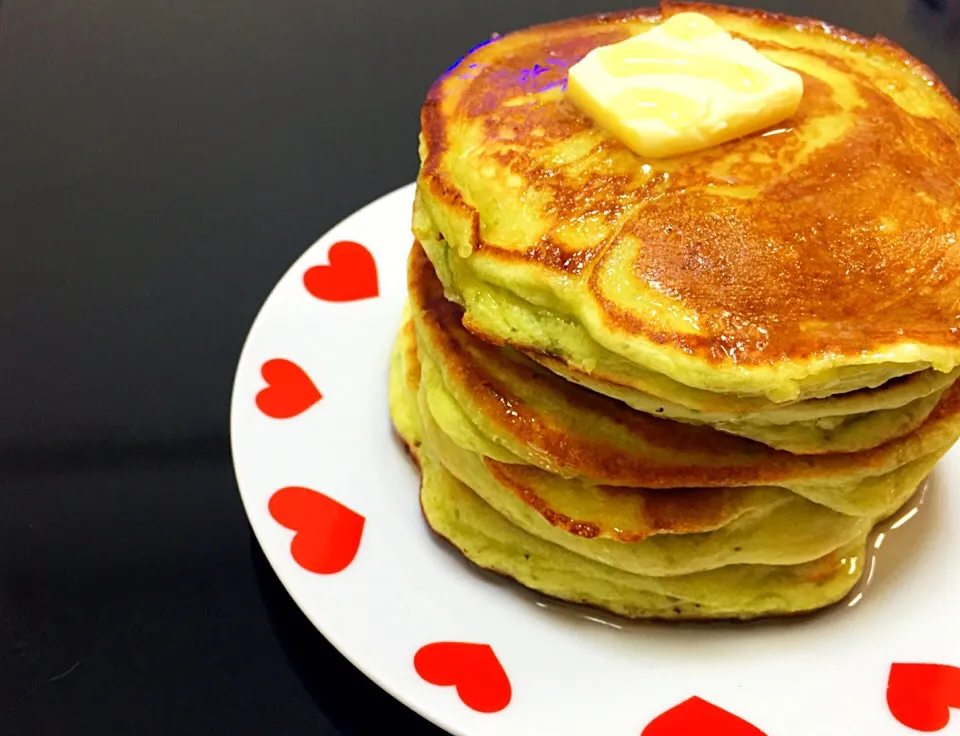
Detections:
409,242,960,521
389,310,865,619
414,1,960,408
535,355,958,454
420,383,879,577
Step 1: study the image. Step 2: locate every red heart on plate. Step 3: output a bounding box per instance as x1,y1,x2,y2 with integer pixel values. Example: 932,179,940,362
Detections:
414,642,512,714
255,359,322,419
888,663,960,732
268,487,365,574
304,240,379,302
642,696,767,736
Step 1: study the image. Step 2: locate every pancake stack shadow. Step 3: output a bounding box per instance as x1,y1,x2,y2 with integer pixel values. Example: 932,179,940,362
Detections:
389,3,960,620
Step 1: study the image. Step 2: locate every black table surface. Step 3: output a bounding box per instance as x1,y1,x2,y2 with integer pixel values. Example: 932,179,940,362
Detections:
2,1,958,734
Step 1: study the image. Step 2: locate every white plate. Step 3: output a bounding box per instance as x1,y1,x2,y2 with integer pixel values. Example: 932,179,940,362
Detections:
231,183,960,735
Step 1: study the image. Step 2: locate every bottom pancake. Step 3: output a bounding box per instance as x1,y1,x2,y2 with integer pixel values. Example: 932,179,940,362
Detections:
389,313,865,620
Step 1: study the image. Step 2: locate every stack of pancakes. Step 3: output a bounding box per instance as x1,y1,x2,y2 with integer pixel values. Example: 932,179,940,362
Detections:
389,2,960,619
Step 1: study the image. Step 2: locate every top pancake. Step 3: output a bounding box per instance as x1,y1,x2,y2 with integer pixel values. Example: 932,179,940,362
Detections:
414,1,960,402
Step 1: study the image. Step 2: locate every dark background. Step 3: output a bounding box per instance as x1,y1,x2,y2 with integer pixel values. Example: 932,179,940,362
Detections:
1,1,958,734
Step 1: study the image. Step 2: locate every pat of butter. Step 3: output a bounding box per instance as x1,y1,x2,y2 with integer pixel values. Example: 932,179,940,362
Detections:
567,12,803,158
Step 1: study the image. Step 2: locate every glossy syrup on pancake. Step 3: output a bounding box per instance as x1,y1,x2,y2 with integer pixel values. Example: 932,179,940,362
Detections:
416,1,960,401
845,478,934,609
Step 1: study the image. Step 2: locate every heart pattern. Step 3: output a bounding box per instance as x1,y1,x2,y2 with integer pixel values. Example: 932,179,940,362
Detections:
888,663,960,732
269,487,365,574
414,642,512,714
244,210,960,734
641,696,767,736
256,359,322,419
304,240,379,302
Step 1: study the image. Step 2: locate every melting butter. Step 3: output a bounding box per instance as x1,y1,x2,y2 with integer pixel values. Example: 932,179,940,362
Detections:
608,87,702,126
661,11,722,41
567,12,803,158
598,41,767,94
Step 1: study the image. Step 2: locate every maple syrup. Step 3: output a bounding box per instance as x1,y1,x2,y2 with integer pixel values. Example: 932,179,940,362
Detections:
845,479,932,609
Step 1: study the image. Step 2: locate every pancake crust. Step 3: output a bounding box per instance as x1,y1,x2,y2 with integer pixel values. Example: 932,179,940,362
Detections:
416,1,960,401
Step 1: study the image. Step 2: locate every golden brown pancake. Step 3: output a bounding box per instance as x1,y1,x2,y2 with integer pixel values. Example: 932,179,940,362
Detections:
389,2,960,620
414,1,960,405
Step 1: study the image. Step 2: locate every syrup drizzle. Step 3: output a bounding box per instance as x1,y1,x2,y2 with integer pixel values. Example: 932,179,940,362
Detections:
846,479,932,609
